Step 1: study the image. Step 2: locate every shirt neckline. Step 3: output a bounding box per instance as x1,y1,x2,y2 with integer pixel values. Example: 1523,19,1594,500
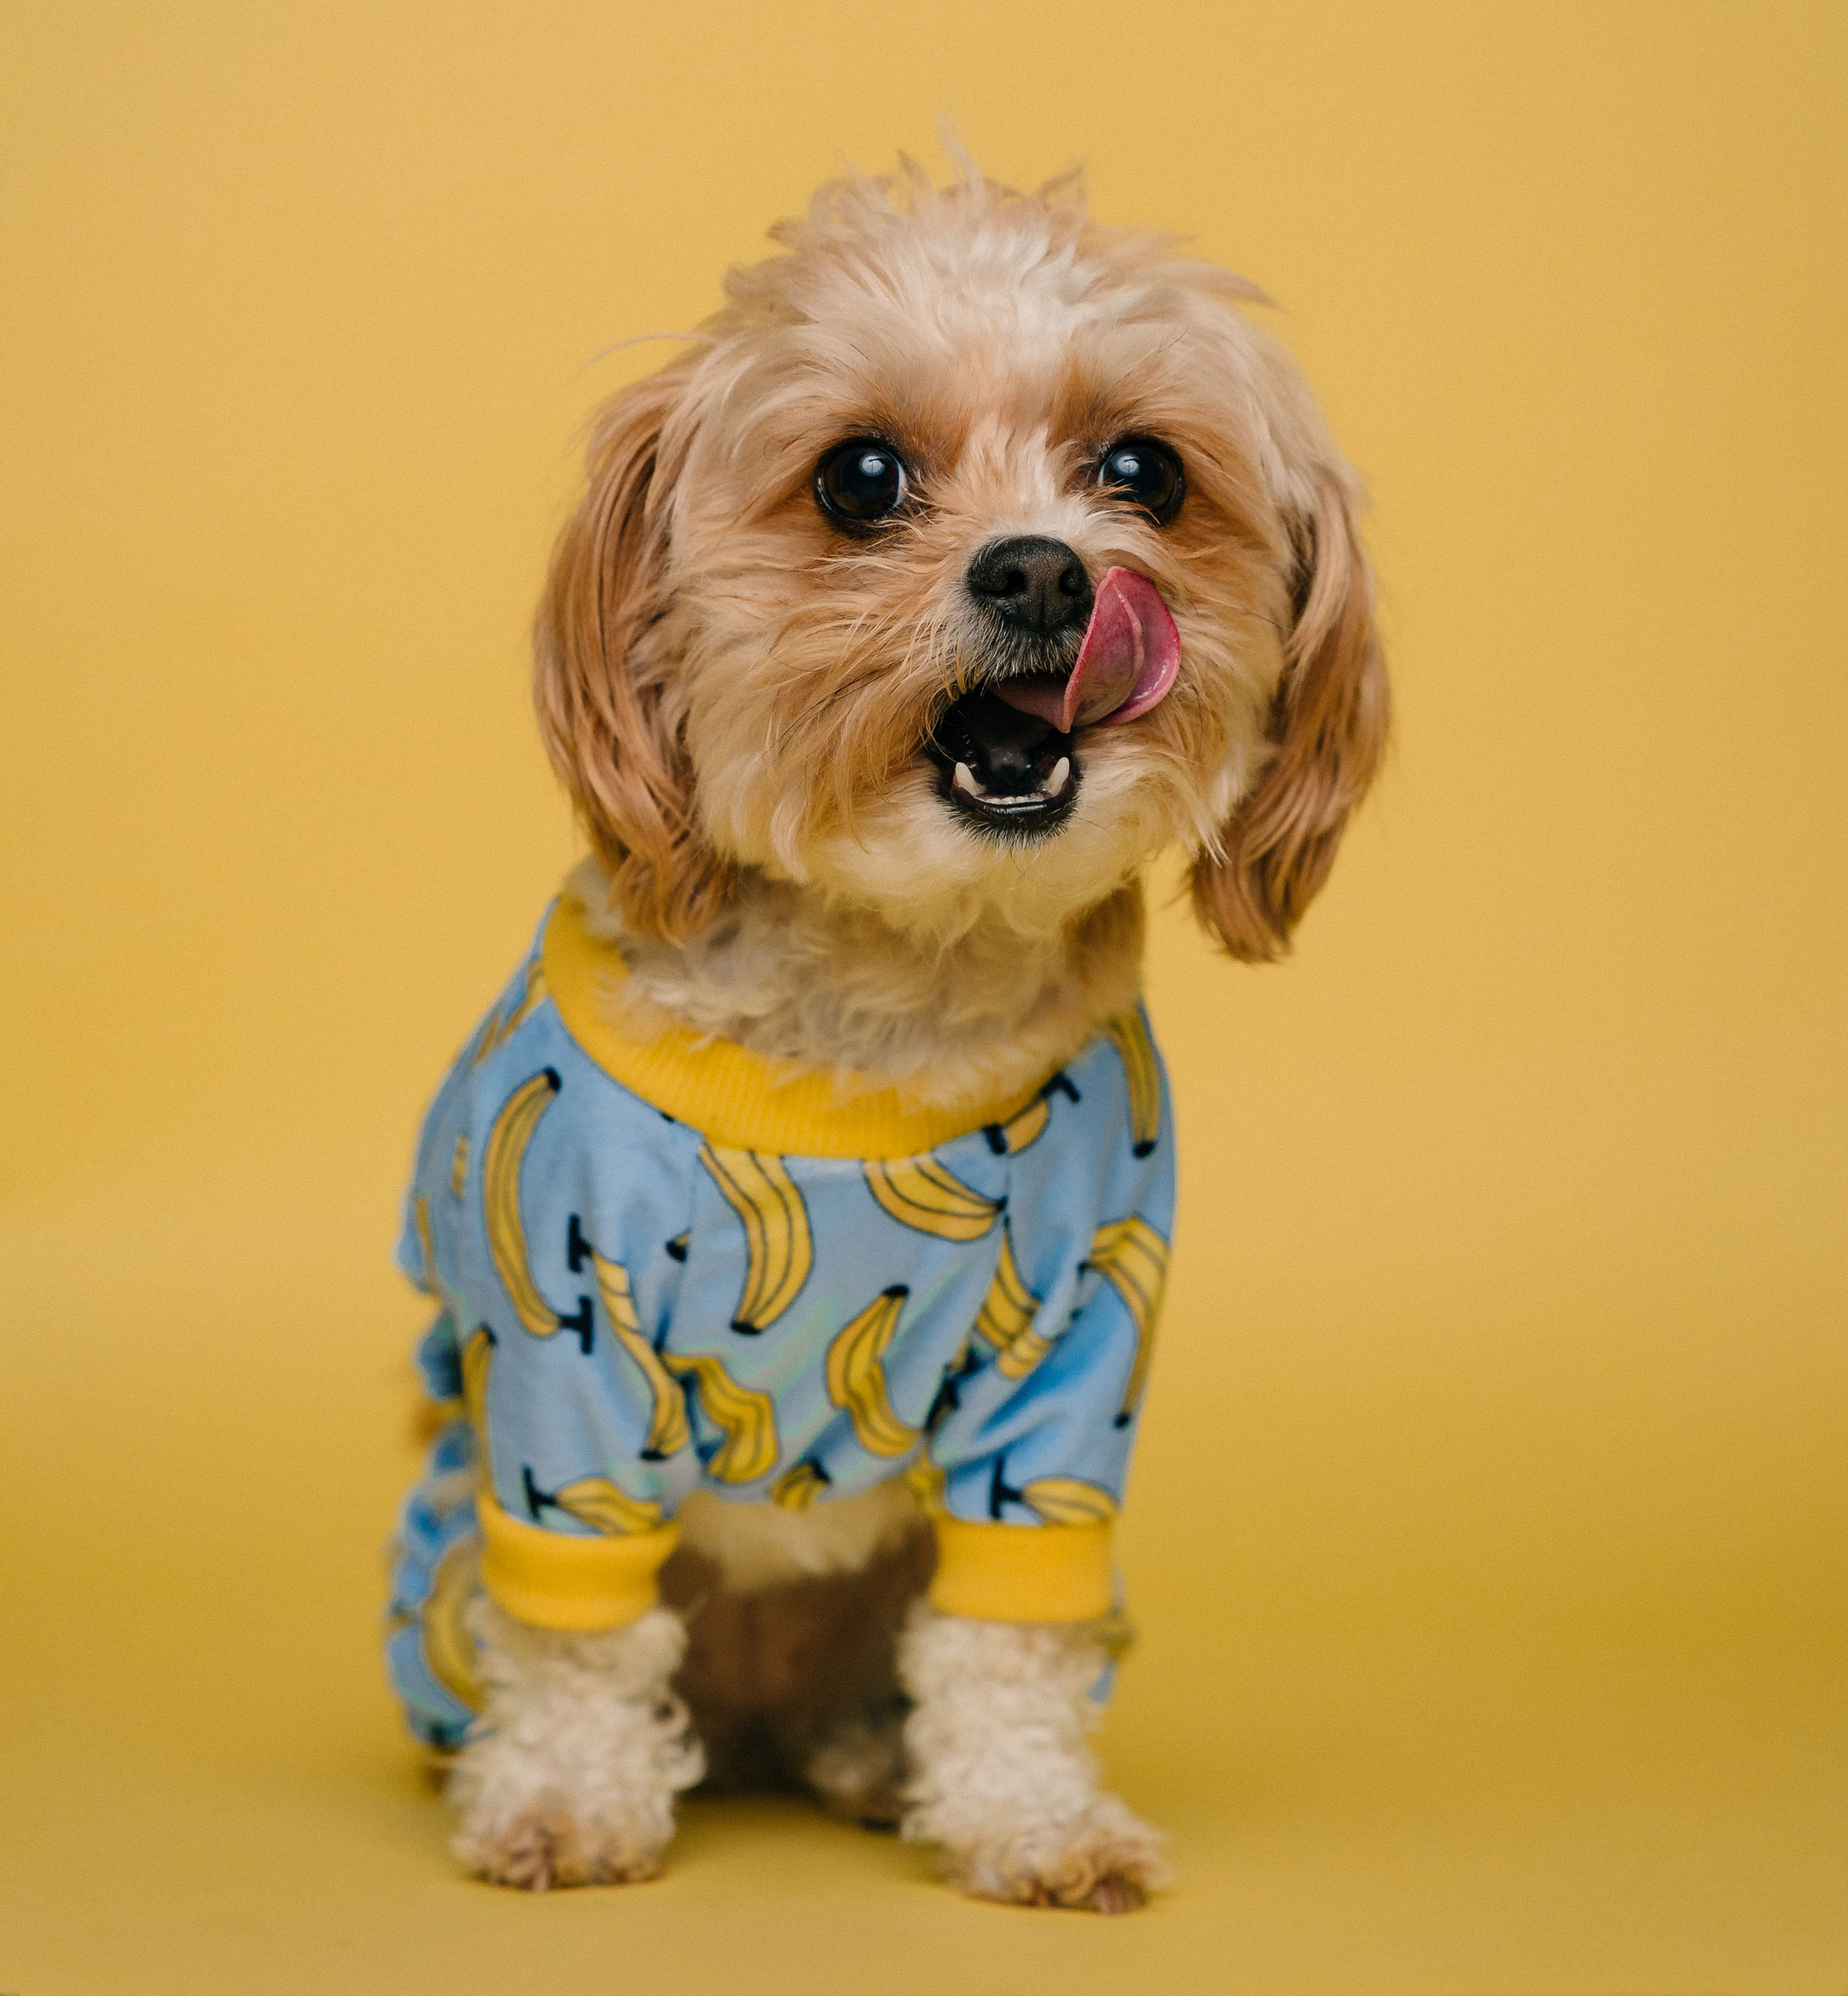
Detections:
541,893,1051,1160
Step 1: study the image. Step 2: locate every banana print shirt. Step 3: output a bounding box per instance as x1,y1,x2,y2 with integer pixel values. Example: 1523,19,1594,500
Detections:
387,892,1173,1747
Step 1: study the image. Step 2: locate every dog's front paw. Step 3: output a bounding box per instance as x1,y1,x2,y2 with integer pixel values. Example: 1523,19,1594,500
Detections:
448,1602,703,1891
898,1608,1171,1912
942,1792,1172,1914
451,1779,669,1890
448,1710,696,1890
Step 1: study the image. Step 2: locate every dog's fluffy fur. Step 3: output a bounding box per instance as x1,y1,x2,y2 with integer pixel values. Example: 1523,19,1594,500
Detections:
448,155,1385,1909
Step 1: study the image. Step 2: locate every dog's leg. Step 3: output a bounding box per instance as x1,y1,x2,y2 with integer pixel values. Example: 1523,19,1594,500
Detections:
897,1606,1170,1912
448,1599,703,1890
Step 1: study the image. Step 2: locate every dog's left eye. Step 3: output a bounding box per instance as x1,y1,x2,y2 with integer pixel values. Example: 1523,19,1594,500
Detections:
1097,437,1185,525
816,438,910,525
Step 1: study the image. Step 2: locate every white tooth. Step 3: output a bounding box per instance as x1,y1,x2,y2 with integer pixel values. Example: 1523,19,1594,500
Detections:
953,761,981,798
1045,756,1071,798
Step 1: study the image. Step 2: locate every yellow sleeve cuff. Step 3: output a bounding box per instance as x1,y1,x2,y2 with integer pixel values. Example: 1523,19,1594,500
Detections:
927,1515,1115,1622
476,1490,679,1630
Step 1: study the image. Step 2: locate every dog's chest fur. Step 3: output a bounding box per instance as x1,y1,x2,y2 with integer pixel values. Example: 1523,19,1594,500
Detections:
572,857,1147,1115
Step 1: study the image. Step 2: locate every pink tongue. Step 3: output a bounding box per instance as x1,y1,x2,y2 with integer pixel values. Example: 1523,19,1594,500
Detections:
992,567,1180,732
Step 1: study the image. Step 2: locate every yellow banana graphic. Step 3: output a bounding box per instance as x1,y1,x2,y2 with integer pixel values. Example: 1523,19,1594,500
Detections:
468,1008,499,1067
1090,1602,1137,1661
471,956,549,1066
700,1145,812,1332
983,1092,1049,1156
865,1156,1002,1242
769,1458,829,1510
420,1535,484,1712
456,1324,495,1482
412,1193,444,1302
449,1134,469,1199
501,956,548,1036
1107,1010,1162,1157
904,1452,947,1515
974,1223,1053,1379
551,1474,665,1536
826,1286,919,1457
662,1351,779,1482
1023,1476,1118,1526
482,1068,562,1336
996,1326,1055,1380
459,1326,493,1431
1086,1214,1169,1423
590,1251,690,1459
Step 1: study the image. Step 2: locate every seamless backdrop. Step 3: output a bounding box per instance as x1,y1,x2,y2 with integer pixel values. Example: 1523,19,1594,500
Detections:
3,4,1844,1993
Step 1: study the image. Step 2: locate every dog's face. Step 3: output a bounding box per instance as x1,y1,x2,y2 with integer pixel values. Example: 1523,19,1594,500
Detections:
536,166,1385,956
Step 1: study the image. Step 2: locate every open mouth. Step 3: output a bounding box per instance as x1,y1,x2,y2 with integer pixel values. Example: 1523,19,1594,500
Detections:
925,685,1080,838
923,566,1183,839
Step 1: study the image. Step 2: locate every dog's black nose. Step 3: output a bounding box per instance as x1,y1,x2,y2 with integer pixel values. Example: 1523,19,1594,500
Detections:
966,537,1092,636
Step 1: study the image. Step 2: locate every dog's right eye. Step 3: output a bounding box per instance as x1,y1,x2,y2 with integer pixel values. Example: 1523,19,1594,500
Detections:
1096,437,1185,525
816,438,910,525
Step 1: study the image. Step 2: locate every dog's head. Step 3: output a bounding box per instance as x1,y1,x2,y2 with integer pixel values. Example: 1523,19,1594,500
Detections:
536,161,1385,958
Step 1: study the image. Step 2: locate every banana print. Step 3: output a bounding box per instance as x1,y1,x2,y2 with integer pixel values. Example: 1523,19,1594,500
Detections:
864,1155,1002,1242
1086,1214,1169,1424
419,1535,484,1712
995,1324,1056,1382
904,1451,947,1516
1023,1476,1118,1526
591,1252,690,1460
825,1285,918,1456
974,1222,1053,1380
662,1350,779,1482
459,1326,493,1430
700,1144,812,1332
482,1068,562,1336
501,956,549,1037
983,1091,1049,1156
390,925,1179,1752
412,1193,444,1302
1090,1602,1137,1661
1106,1010,1162,1157
459,1326,494,1478
470,956,549,1067
551,1474,665,1535
769,1458,829,1510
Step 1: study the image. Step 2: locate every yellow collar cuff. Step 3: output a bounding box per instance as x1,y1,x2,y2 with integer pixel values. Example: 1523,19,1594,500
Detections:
541,894,1046,1160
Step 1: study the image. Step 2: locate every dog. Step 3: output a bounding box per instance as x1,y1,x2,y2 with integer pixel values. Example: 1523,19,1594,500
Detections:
384,155,1385,1913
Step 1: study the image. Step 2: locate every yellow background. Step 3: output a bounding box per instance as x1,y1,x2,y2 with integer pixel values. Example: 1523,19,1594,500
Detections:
3,3,1843,1990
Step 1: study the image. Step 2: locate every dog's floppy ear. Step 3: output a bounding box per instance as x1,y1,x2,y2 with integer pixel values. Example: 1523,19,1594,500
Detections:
1191,467,1388,961
533,360,728,941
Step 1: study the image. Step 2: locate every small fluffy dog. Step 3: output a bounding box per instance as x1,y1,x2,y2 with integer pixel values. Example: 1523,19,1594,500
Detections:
386,157,1385,1913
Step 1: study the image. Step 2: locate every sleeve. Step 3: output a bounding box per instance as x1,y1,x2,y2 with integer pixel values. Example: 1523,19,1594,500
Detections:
395,941,543,1307
452,1042,702,1632
395,1021,477,1424
917,1012,1176,1623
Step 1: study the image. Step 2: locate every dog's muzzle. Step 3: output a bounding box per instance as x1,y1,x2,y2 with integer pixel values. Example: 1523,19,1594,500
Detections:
925,545,1182,838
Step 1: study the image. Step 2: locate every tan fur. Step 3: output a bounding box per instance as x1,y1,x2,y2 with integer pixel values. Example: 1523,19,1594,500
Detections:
536,157,1382,971
662,1521,934,1820
457,152,1386,1908
569,854,1144,1110
534,360,733,941
898,1604,1171,1911
1190,461,1389,959
673,1476,925,1593
450,1600,703,1889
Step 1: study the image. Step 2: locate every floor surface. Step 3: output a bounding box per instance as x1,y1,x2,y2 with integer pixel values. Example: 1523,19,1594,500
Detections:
3,1172,1842,1996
